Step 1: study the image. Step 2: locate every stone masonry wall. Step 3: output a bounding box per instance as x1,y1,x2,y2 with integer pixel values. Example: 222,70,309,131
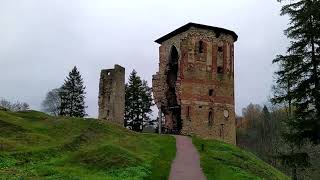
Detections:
153,26,236,144
98,64,125,125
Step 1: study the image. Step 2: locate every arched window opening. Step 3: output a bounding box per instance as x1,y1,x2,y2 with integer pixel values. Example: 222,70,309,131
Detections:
167,46,179,89
169,46,179,65
218,46,223,52
166,45,181,133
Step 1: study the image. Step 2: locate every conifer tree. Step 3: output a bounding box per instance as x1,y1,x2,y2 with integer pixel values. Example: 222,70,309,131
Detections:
124,70,153,132
274,0,320,144
59,66,87,117
273,0,320,178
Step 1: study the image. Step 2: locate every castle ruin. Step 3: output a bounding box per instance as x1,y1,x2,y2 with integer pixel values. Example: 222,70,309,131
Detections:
98,64,125,124
152,23,238,144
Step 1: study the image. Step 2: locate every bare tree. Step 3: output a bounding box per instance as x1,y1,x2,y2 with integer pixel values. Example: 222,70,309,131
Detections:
41,88,61,116
21,102,30,111
0,98,30,111
0,99,12,110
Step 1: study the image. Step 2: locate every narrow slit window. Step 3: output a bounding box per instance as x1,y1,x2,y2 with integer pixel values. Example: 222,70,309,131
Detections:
208,111,213,126
219,124,224,138
187,106,191,119
199,41,204,53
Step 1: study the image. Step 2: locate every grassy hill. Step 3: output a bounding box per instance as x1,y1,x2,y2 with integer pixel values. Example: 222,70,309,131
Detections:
193,138,290,180
0,110,289,180
0,110,175,179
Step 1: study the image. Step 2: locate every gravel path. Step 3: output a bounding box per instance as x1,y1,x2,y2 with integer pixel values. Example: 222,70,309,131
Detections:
169,135,207,180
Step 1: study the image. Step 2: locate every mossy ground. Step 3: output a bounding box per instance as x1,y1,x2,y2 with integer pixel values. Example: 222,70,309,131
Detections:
193,137,290,180
0,110,175,180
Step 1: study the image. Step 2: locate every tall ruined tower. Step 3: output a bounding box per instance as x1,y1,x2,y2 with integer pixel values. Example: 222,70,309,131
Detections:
152,23,238,144
98,64,125,124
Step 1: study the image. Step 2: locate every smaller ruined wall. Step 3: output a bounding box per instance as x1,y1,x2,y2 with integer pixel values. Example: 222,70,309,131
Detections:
98,65,125,125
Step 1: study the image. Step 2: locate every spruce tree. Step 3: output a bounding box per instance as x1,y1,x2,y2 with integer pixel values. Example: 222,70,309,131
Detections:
59,66,87,117
273,0,320,178
274,0,320,145
124,70,153,132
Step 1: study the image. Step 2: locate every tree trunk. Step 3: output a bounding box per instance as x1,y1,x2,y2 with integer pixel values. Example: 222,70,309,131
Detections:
292,167,298,180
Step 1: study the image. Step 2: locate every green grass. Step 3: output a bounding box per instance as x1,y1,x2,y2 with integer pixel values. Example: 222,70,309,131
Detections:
0,109,289,180
0,110,175,180
193,137,290,180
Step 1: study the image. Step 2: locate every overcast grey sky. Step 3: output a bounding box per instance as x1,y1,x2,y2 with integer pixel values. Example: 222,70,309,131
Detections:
0,0,289,117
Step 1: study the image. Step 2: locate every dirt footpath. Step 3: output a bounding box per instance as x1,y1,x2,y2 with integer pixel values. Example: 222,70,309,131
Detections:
169,135,207,180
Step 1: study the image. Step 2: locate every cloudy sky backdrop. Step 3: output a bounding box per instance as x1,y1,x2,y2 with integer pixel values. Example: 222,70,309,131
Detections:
0,0,289,117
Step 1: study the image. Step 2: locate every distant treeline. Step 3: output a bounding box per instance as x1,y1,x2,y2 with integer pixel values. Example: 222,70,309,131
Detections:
237,103,320,180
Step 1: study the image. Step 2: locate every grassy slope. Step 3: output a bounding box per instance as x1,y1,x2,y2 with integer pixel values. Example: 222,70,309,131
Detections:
0,110,290,180
193,137,290,180
0,110,175,180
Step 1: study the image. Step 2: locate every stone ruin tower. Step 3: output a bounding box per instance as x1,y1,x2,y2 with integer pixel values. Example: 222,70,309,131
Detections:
98,64,125,125
152,23,238,144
